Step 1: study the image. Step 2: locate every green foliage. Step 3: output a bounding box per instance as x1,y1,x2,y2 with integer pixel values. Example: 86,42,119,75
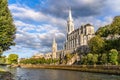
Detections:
88,36,105,53
108,49,118,65
80,54,98,65
87,53,93,65
118,53,120,64
7,54,18,64
0,48,3,56
0,56,6,64
92,54,98,64
105,38,120,51
0,0,16,55
96,16,120,37
82,16,120,65
110,16,120,35
80,55,87,65
20,58,59,64
101,53,108,64
64,53,74,63
96,25,110,37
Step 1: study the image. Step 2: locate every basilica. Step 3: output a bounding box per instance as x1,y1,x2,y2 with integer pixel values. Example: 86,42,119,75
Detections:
34,9,95,59
51,9,95,59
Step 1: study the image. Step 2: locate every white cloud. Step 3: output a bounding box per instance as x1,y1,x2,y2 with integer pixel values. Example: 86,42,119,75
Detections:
105,0,120,13
12,19,65,56
9,4,66,28
74,16,113,31
6,1,119,58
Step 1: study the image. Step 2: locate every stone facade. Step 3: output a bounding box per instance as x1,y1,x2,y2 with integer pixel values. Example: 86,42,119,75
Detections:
32,53,52,59
44,53,52,59
64,9,95,53
32,53,44,58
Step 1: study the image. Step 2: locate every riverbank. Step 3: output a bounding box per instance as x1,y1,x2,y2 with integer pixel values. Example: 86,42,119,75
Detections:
20,64,120,75
0,71,14,80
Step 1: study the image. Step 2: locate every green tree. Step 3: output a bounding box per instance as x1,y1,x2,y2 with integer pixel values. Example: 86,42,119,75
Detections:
0,0,16,55
101,53,108,64
88,36,105,54
105,38,120,51
96,16,120,36
118,53,120,64
110,16,120,35
92,54,98,65
7,54,18,64
108,49,118,65
87,53,93,65
0,48,3,56
96,25,110,37
0,56,6,64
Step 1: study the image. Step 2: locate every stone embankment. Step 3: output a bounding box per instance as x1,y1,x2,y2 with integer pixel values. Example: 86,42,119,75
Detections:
20,64,120,75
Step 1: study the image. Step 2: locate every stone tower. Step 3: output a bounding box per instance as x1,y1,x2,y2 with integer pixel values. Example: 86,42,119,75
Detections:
52,37,57,59
67,9,74,34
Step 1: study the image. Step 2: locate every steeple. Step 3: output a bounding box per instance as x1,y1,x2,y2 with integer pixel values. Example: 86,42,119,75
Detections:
52,36,57,59
67,8,74,34
53,37,56,45
68,8,73,21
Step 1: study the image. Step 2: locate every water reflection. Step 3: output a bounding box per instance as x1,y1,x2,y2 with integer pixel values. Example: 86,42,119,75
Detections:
0,66,120,80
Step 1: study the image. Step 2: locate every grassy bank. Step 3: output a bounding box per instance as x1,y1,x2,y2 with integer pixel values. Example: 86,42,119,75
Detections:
20,64,120,75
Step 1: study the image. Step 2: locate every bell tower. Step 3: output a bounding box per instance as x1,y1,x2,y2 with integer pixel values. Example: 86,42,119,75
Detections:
52,37,57,59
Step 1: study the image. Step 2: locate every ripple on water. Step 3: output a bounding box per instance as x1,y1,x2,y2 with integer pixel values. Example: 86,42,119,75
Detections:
0,66,120,80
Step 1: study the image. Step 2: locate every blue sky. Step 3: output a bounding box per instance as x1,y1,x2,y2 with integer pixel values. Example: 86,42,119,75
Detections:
3,0,120,58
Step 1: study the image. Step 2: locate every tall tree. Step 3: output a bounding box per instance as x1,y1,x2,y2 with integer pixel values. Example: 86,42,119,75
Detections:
92,54,98,65
108,49,118,65
87,53,93,65
7,54,18,64
0,0,16,55
88,36,105,54
101,53,108,64
95,25,110,37
110,16,120,35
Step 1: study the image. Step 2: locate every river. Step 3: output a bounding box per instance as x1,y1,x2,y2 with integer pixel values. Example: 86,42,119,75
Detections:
0,66,120,80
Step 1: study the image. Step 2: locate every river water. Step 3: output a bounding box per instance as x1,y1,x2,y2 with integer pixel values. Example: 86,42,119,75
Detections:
0,66,120,80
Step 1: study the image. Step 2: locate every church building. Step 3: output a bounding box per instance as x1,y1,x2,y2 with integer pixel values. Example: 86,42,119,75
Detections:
51,9,95,59
64,9,95,53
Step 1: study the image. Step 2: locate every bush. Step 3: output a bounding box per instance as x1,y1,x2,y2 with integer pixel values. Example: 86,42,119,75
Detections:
108,49,118,65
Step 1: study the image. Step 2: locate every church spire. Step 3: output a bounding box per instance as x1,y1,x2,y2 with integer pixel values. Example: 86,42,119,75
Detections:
52,36,57,59
68,8,73,21
53,36,56,45
67,8,74,34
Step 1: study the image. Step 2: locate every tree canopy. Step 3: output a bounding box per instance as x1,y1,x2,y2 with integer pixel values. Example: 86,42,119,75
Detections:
110,16,120,35
88,36,105,54
96,16,120,37
108,49,118,65
7,54,18,64
0,0,16,55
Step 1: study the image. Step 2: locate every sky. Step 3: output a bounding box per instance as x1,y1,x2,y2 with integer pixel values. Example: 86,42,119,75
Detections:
3,0,120,58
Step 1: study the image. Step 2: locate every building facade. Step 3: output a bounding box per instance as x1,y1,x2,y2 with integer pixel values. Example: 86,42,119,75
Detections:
64,9,95,53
